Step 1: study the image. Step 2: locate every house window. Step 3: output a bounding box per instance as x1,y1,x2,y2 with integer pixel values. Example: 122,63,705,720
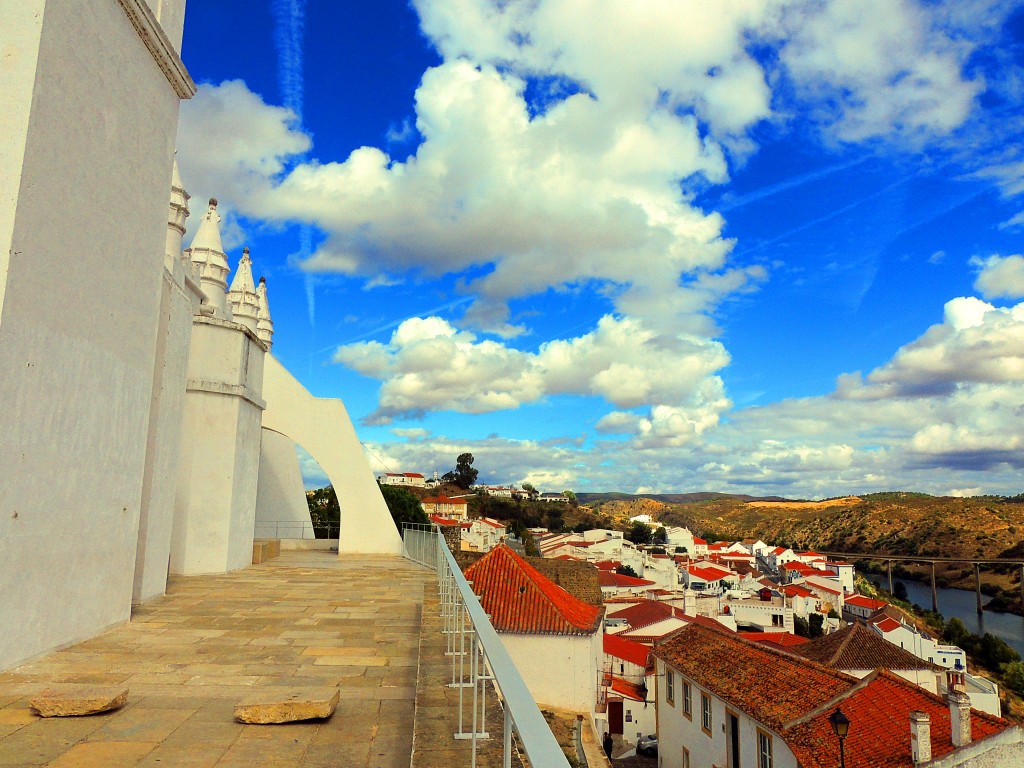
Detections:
757,729,773,768
666,669,675,705
682,681,692,719
682,746,691,768
701,693,712,735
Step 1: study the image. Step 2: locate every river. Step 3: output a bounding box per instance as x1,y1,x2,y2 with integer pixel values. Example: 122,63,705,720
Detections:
883,577,1024,657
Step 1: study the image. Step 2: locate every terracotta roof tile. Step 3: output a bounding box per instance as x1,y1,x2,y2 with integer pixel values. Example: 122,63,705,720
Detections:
794,624,940,672
846,594,887,611
785,670,1010,768
463,545,602,635
457,550,603,606
653,624,857,730
738,631,811,649
599,571,656,588
604,633,651,668
607,600,685,630
609,677,646,701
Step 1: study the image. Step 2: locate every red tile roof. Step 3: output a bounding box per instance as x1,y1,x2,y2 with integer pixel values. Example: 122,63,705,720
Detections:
423,495,468,505
598,571,656,588
654,625,858,730
785,669,1010,768
594,560,622,571
606,599,685,630
604,633,651,668
782,584,815,598
738,631,810,648
692,537,706,544
463,545,602,635
609,677,646,701
846,594,887,611
794,623,939,672
687,564,732,581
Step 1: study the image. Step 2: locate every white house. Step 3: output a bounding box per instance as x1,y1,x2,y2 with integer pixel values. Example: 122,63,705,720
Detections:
462,517,506,552
844,593,888,621
602,634,656,746
680,563,736,593
464,545,603,712
823,560,856,592
379,472,426,487
653,624,1023,768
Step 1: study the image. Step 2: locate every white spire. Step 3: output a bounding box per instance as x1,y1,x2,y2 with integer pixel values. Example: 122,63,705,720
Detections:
256,276,274,350
227,247,260,334
166,157,190,272
184,198,230,316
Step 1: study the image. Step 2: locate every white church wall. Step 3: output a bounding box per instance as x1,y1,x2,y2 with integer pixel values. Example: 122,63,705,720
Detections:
0,0,189,670
261,354,403,555
255,428,315,539
133,267,197,602
170,317,265,574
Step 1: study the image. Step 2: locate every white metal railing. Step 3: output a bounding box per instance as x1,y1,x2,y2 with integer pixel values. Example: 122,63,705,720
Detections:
403,524,571,768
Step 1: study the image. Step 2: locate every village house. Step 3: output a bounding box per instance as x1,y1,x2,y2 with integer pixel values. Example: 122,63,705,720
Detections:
602,634,656,747
461,516,506,552
378,471,426,487
599,571,658,597
844,593,888,621
420,494,469,520
680,562,736,593
463,545,604,712
653,624,1023,768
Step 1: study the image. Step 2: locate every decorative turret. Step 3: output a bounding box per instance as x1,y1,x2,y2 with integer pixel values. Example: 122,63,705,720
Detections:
256,276,274,350
166,158,190,271
227,248,260,334
184,198,230,316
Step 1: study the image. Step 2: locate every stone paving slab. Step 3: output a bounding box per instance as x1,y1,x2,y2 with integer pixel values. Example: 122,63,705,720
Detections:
0,551,433,767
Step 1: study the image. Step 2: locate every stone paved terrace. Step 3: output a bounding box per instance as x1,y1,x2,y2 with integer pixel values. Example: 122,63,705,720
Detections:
0,550,511,768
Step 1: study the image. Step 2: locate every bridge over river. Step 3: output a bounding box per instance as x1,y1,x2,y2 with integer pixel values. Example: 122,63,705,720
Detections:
818,551,1024,615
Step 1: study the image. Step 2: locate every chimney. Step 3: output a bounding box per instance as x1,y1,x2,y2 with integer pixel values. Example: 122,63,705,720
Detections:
910,710,932,764
947,689,972,748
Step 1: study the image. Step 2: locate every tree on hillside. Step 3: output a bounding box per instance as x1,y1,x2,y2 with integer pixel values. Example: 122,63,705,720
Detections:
380,485,429,529
625,521,653,546
616,564,640,578
522,482,539,500
653,526,667,545
442,452,479,489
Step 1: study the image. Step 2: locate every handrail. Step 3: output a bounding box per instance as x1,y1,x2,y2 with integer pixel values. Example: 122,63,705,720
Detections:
403,524,571,768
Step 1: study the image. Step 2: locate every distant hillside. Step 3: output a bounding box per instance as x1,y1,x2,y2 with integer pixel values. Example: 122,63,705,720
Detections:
576,491,788,505
571,492,1024,611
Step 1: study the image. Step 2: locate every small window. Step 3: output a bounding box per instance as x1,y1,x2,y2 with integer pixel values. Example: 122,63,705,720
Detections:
701,693,712,735
666,669,675,705
757,729,773,768
682,746,691,768
682,681,692,719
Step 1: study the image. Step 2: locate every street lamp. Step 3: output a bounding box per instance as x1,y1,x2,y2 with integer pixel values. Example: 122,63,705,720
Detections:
828,707,851,768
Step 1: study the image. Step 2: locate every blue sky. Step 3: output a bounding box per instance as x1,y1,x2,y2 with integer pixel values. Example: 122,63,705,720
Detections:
177,0,1024,498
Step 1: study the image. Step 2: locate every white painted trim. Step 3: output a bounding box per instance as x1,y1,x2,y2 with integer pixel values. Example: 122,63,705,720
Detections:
115,0,195,98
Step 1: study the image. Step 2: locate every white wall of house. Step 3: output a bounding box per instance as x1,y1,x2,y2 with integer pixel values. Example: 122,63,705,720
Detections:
501,631,601,712
656,660,798,768
0,0,190,670
620,695,657,745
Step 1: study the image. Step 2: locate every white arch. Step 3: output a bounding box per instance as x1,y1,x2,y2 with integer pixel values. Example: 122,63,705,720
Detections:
260,354,402,555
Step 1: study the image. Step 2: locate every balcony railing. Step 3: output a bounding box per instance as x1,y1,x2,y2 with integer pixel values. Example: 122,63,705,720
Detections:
403,524,571,768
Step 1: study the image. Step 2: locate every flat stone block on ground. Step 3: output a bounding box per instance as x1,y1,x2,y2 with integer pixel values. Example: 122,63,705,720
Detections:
234,688,340,723
28,686,128,717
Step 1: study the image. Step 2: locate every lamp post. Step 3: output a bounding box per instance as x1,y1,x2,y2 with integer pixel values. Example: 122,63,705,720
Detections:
828,707,851,768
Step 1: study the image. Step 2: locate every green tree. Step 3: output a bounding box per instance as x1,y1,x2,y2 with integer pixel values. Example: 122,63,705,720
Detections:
808,614,824,639
379,485,428,529
652,526,668,545
1002,661,1024,696
943,617,970,646
562,489,576,501
522,482,539,500
625,521,653,546
616,564,640,578
306,486,339,538
443,453,479,489
793,615,810,638
978,633,1020,670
